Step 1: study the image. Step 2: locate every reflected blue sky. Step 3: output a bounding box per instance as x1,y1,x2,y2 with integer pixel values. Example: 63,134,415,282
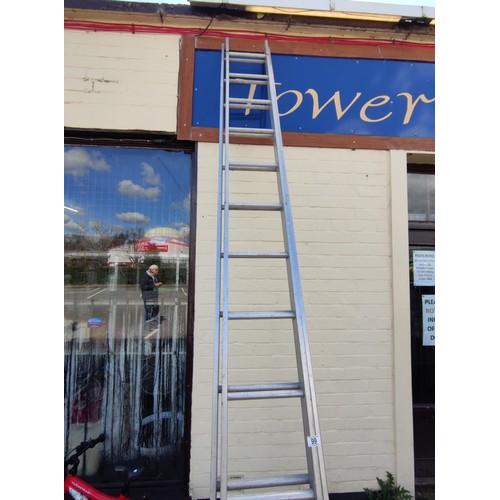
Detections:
64,146,191,237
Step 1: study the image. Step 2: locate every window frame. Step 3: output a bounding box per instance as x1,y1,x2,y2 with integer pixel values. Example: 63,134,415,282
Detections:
64,128,197,497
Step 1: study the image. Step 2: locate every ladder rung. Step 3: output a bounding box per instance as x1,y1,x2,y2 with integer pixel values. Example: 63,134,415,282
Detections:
222,310,295,320
224,202,282,211
227,103,270,110
223,251,289,258
229,51,266,59
223,382,301,393
228,78,269,86
228,52,266,65
229,98,271,105
227,389,304,400
228,127,274,137
228,58,266,65
226,473,310,490
229,72,268,80
229,73,269,85
226,490,315,500
219,383,304,402
227,98,271,110
228,162,278,171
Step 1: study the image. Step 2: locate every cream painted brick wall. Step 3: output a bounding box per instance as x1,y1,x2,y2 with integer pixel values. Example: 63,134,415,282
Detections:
190,143,396,498
65,30,180,131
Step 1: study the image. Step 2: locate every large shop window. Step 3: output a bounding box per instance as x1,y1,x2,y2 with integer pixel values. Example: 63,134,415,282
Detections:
64,140,193,494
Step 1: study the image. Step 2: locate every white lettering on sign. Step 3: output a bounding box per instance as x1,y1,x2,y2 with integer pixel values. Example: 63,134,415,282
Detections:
422,294,435,346
244,84,434,125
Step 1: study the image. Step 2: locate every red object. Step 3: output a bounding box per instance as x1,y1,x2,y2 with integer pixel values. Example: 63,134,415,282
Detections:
71,396,102,424
135,237,169,253
64,20,434,49
65,475,129,499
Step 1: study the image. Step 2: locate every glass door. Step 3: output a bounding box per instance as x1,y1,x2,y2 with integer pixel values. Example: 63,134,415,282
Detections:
408,162,435,480
409,245,435,478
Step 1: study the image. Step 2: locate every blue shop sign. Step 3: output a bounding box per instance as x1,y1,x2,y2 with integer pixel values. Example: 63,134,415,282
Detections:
192,50,434,139
87,317,104,328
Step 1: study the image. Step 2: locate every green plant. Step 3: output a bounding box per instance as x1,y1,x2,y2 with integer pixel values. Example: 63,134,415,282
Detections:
364,471,413,500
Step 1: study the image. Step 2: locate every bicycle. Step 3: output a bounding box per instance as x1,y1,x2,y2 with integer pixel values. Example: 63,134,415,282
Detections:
65,433,149,500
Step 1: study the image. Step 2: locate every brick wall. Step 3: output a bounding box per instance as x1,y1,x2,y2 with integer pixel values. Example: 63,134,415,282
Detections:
65,30,180,132
190,142,398,497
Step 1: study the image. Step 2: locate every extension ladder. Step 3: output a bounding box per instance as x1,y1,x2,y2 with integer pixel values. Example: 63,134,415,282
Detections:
210,38,329,500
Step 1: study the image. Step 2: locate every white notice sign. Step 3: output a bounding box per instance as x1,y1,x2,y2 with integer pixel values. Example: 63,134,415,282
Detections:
307,435,321,447
413,250,435,286
422,294,435,346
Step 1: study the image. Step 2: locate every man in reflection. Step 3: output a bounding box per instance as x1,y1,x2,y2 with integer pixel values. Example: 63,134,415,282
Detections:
139,264,163,333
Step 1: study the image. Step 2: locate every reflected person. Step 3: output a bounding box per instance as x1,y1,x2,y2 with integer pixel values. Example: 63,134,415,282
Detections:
139,264,163,329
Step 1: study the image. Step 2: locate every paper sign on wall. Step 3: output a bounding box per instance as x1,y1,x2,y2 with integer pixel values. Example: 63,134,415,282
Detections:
413,250,435,286
422,294,435,346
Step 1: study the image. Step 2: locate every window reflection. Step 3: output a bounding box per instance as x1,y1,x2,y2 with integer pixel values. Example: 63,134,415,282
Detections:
408,172,435,222
64,145,191,484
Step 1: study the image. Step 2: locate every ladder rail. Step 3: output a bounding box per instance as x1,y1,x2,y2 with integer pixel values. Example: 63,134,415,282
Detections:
219,36,233,500
265,39,329,499
210,42,225,500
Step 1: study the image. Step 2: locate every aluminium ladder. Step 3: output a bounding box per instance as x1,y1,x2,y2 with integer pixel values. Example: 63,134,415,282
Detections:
211,39,328,500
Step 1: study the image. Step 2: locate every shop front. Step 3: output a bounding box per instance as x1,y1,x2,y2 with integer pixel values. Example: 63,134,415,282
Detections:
64,2,434,498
